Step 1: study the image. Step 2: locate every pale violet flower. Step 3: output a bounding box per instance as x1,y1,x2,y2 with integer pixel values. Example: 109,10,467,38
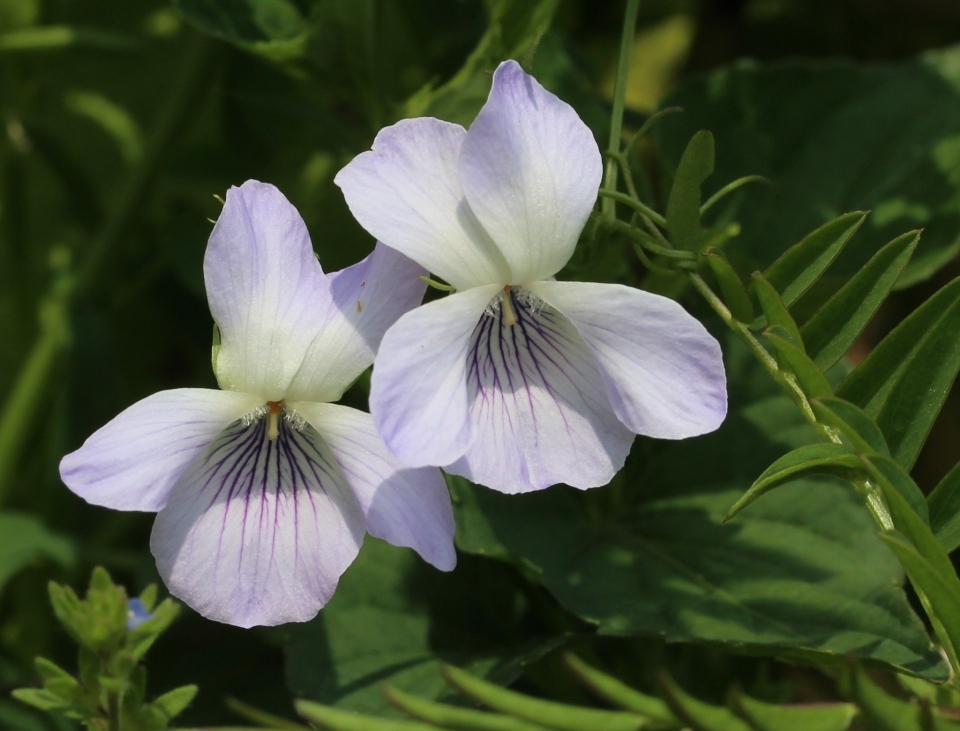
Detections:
335,60,727,494
126,598,153,631
60,181,455,627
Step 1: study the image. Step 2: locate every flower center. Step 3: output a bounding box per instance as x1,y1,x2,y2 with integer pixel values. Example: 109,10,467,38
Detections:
501,285,517,326
484,286,544,325
267,400,283,441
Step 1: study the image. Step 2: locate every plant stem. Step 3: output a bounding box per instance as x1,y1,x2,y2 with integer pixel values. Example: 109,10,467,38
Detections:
0,34,213,505
601,0,640,219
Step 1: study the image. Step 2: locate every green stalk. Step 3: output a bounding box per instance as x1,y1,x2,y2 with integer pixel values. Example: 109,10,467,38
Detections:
601,0,640,219
0,34,213,504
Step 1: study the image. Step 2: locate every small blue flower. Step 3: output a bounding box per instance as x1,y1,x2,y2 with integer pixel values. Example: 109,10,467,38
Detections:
126,598,153,631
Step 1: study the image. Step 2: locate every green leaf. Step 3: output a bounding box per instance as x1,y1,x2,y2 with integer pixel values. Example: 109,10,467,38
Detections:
174,0,308,62
562,654,677,724
862,454,929,526
284,539,562,717
730,688,856,731
763,329,833,400
752,274,803,347
802,230,919,370
810,397,890,456
452,351,947,679
763,212,867,308
837,276,960,470
0,25,136,52
666,130,714,253
657,52,960,292
149,684,198,722
724,443,859,521
296,700,437,731
929,460,960,553
0,513,74,595
404,0,560,125
442,665,646,731
10,688,70,712
384,686,552,731
704,249,754,323
657,672,753,731
842,660,960,731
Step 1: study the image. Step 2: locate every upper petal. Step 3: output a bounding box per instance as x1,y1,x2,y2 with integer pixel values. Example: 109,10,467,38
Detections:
459,60,602,285
528,280,728,439
446,289,634,493
284,243,427,404
334,118,510,290
295,402,456,571
59,389,260,512
370,284,500,467
205,180,327,400
150,414,365,627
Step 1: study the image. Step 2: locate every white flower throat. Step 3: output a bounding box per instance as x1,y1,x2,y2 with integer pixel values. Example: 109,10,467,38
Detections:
485,286,544,326
240,400,306,440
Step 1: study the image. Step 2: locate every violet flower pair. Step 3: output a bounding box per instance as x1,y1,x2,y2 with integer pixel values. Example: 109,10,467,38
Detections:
60,61,727,628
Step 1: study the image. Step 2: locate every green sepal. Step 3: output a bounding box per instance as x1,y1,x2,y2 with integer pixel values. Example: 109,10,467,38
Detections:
810,397,890,457
763,328,832,400
11,688,71,712
441,665,646,731
752,273,803,347
562,653,677,724
838,276,960,471
725,443,860,521
657,671,752,731
801,230,919,370
929,460,960,553
763,211,867,307
730,687,856,731
703,248,753,323
138,584,158,613
666,130,714,252
34,657,74,683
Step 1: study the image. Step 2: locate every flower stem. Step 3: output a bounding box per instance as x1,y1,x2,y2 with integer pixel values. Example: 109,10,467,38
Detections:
601,0,640,219
0,33,213,505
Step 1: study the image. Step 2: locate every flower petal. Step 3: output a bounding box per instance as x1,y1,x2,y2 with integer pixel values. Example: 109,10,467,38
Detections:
447,290,634,493
459,60,602,285
370,284,500,467
528,280,727,439
295,402,456,571
334,118,510,291
205,180,327,400
60,389,260,512
151,414,365,627
285,243,427,403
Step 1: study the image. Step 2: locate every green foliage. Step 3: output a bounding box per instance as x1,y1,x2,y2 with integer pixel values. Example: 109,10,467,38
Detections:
0,512,74,594
929,461,960,552
658,54,960,293
13,568,191,730
174,0,309,61
666,130,715,253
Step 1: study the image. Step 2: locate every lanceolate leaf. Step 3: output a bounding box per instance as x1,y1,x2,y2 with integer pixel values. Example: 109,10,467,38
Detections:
658,672,752,731
842,663,937,731
929,461,960,553
725,443,858,521
810,397,890,457
562,654,678,724
704,249,754,323
837,277,960,470
802,230,919,370
862,455,929,525
731,689,856,731
752,274,804,346
763,330,833,401
666,130,714,253
763,212,867,308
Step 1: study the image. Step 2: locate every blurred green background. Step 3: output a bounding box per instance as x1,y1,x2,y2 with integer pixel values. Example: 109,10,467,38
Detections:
6,0,960,727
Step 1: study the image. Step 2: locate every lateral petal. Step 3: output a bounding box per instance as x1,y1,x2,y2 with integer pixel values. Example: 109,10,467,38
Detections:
447,290,634,493
150,415,365,627
295,402,456,571
205,180,327,400
335,118,510,290
529,280,728,439
459,60,602,285
285,243,427,404
59,389,260,512
370,284,500,468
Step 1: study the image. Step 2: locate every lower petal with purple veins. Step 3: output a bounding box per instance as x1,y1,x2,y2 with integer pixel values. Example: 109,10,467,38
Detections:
150,414,365,628
446,289,634,494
